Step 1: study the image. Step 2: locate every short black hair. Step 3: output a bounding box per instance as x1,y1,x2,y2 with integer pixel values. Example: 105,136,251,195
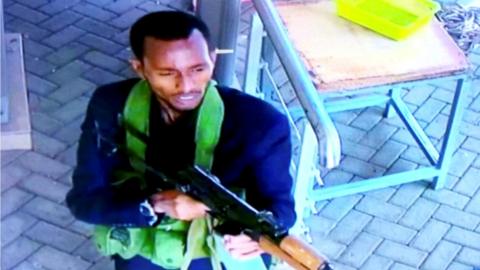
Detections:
129,11,213,60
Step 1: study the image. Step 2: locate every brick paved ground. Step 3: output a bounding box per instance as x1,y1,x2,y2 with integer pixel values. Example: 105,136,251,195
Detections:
1,0,479,269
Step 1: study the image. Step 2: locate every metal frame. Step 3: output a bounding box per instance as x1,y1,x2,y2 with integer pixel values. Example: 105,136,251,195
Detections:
245,0,471,223
1,0,8,124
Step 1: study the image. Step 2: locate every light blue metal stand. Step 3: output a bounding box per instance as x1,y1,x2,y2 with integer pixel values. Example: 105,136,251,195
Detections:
245,0,471,224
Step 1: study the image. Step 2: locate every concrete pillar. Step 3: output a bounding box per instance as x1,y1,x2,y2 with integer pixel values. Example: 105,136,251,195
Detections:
1,0,8,123
196,0,241,87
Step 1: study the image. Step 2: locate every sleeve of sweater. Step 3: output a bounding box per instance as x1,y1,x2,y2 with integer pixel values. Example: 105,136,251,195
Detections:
246,110,297,230
65,82,158,227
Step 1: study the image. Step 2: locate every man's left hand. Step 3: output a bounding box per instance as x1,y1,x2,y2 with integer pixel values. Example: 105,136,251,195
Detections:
223,234,264,260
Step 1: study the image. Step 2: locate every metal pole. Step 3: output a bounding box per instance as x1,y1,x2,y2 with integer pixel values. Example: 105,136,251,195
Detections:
251,0,341,168
1,0,8,124
197,0,240,87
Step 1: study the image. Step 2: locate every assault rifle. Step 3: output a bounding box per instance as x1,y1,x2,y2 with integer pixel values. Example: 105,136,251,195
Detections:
95,121,332,270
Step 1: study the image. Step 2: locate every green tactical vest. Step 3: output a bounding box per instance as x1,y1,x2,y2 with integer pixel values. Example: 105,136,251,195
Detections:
94,80,224,270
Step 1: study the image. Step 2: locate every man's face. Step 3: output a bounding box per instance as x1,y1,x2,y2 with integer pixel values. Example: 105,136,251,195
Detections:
132,30,215,112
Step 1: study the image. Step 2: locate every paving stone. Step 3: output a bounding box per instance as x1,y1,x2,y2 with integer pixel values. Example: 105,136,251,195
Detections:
454,167,480,196
359,122,398,149
403,85,436,106
355,196,404,222
473,155,480,169
1,212,37,247
83,51,126,72
329,210,372,245
78,33,124,54
25,57,57,77
335,123,367,143
110,8,147,30
29,94,62,116
73,3,117,21
445,226,480,249
47,60,92,85
400,146,431,166
82,67,125,85
6,3,49,23
23,39,54,58
17,152,71,180
14,0,49,8
349,107,384,131
462,109,480,126
54,117,84,145
5,18,51,41
447,262,475,270
361,255,393,270
331,111,359,125
386,158,419,175
39,0,81,15
1,163,31,191
430,79,458,91
432,88,455,103
2,236,41,270
421,240,462,270
412,219,451,252
57,143,79,167
304,215,336,236
370,140,407,168
341,157,385,178
40,10,82,32
465,191,480,215
400,197,438,230
138,1,174,12
32,131,68,159
105,0,148,13
12,261,45,270
73,238,102,262
43,26,86,49
422,189,470,209
52,96,89,123
112,29,133,47
364,187,396,201
1,150,26,167
339,232,382,268
50,78,96,103
75,17,120,39
449,149,477,177
68,220,94,237
414,98,446,122
45,42,90,66
28,246,91,270
323,169,354,186
310,235,346,260
20,174,70,203
26,73,58,96
1,187,34,218
340,139,376,161
461,122,480,140
85,0,112,7
318,195,362,222
377,240,428,267
456,247,480,267
30,112,63,135
365,217,416,243
390,263,417,270
25,221,86,253
425,114,448,139
461,137,480,152
87,257,115,270
391,128,418,146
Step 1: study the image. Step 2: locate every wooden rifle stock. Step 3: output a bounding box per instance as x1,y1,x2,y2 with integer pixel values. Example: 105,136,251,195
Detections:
258,235,332,270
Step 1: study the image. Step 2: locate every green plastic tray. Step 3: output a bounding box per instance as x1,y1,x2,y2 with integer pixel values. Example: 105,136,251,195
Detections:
335,0,441,40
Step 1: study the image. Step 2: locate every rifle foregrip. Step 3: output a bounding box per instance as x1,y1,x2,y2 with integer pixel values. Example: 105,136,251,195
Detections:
280,236,331,270
258,236,332,270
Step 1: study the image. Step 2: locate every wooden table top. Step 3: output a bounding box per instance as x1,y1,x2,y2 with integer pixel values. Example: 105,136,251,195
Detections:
275,0,470,92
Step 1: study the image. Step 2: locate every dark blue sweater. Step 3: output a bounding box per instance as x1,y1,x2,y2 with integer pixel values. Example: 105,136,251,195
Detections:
66,78,296,230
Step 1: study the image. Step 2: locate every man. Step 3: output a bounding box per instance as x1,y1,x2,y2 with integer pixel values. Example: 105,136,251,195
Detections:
66,11,296,270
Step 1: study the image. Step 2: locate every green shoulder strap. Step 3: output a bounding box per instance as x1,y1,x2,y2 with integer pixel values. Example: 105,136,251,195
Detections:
123,80,224,270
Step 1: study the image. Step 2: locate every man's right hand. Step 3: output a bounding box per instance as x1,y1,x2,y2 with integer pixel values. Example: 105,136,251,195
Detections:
150,190,210,221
